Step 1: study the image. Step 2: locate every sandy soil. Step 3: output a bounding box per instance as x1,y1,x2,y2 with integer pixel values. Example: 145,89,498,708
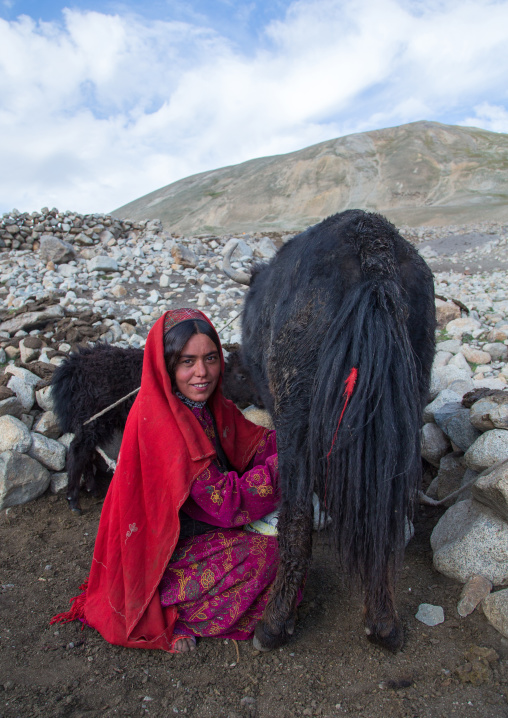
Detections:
1,491,507,718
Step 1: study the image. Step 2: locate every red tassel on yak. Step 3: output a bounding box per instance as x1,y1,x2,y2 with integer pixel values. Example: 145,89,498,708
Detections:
324,367,358,508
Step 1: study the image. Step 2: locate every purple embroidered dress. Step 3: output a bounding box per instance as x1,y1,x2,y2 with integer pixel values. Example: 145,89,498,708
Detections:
159,394,280,640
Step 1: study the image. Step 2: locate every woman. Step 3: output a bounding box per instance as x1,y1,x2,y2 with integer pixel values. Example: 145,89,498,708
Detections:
52,308,280,653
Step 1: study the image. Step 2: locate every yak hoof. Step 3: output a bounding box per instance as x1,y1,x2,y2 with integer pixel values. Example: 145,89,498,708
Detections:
253,616,295,652
365,619,403,653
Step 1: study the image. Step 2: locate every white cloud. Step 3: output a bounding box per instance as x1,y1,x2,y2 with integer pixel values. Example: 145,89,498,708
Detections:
462,103,508,133
0,0,507,214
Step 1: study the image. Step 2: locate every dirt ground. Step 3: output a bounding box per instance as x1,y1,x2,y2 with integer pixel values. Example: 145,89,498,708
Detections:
1,491,507,718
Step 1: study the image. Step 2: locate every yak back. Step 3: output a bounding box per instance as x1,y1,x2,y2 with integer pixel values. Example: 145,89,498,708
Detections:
51,343,144,434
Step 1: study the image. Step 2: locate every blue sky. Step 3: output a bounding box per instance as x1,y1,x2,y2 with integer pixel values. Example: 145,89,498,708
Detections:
1,0,508,214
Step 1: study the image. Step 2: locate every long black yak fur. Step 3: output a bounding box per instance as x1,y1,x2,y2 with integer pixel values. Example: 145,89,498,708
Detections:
52,343,260,513
239,209,436,653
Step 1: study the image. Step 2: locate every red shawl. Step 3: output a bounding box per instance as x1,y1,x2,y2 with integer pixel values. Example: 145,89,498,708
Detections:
53,309,266,650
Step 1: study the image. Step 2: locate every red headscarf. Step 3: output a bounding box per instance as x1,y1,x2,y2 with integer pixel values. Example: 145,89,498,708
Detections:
55,309,266,650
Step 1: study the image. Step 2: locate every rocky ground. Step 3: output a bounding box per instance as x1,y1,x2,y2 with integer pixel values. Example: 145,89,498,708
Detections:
1,209,508,718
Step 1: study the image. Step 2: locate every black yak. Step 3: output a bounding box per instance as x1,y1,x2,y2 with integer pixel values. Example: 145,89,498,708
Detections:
52,343,259,513
223,209,435,652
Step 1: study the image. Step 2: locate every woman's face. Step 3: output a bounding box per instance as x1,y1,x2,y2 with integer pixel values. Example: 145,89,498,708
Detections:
174,333,221,403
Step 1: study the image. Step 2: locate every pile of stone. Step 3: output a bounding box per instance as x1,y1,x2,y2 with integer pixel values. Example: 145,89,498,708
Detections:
0,209,281,509
420,301,508,636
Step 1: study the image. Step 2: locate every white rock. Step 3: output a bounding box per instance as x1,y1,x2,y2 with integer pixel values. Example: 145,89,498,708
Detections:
448,352,473,376
4,365,41,387
431,499,508,585
50,472,68,493
415,604,445,626
430,365,474,399
57,432,74,450
445,317,482,338
473,377,508,391
28,432,66,471
0,415,32,453
464,429,508,471
222,238,253,259
254,237,277,259
432,351,452,368
87,256,120,273
436,339,463,354
35,385,54,412
0,450,50,509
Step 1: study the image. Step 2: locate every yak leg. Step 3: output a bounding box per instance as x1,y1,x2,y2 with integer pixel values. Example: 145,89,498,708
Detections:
254,497,313,651
66,432,97,515
363,558,403,653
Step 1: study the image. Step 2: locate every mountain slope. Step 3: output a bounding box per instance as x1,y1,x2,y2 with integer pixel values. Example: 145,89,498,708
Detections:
113,121,508,232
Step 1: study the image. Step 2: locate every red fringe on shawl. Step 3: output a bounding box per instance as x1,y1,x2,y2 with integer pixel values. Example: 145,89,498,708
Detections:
50,580,89,627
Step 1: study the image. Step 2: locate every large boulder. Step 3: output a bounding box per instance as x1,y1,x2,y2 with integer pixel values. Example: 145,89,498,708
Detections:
39,236,76,264
28,433,66,471
431,499,508,585
0,305,64,335
0,416,32,453
464,429,508,471
472,460,508,522
434,402,481,451
0,450,50,509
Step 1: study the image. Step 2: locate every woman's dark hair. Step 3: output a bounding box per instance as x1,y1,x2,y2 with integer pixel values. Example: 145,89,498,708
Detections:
163,319,221,383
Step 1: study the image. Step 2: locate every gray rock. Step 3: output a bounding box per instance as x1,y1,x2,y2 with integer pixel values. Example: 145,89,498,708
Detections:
32,410,61,439
457,575,492,617
434,403,481,451
432,350,453,369
483,343,508,361
254,237,277,259
222,238,253,260
0,416,32,453
6,375,35,411
39,236,76,264
469,399,498,431
0,305,64,334
445,317,482,338
28,433,66,471
5,365,42,387
491,404,508,430
460,467,479,501
57,432,74,450
472,459,508,522
423,389,462,423
431,499,508,585
436,451,466,503
87,256,120,273
421,422,451,467
415,604,445,626
19,338,40,363
0,450,50,509
430,366,474,399
171,244,198,268
464,429,508,471
50,472,68,493
435,339,463,354
0,397,23,419
448,352,473,376
482,589,508,638
35,385,54,412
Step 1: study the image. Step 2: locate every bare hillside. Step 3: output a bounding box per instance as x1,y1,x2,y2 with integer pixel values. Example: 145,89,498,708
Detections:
113,121,508,233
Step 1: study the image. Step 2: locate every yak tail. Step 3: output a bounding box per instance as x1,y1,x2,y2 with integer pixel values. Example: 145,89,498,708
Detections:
308,277,421,589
